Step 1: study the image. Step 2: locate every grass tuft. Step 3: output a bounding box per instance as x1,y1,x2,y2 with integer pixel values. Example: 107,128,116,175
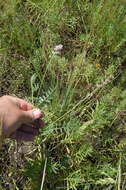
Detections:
0,0,126,189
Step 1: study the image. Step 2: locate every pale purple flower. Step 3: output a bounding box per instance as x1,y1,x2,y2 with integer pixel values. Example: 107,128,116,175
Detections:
54,44,63,52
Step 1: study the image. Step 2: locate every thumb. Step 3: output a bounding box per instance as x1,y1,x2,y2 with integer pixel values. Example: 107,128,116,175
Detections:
21,109,42,123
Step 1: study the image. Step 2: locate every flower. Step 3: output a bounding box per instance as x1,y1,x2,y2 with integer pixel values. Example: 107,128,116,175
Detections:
54,44,63,52
52,44,63,55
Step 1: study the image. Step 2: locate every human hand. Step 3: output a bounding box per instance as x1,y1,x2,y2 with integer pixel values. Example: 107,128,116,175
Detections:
0,95,44,141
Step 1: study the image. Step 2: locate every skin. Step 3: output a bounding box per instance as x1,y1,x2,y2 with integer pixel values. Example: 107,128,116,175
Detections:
0,95,44,142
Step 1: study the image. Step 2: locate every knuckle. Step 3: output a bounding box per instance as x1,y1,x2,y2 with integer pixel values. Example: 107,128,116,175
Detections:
2,95,10,100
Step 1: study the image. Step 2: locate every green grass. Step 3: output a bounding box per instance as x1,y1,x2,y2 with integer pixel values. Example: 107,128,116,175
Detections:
0,0,126,189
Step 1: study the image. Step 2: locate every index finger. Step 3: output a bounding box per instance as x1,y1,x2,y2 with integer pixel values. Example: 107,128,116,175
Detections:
9,96,34,111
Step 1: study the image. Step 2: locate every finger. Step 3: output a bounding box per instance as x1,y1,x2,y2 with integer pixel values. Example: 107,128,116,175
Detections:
18,124,39,135
17,98,33,111
9,96,34,110
10,131,36,142
21,109,43,123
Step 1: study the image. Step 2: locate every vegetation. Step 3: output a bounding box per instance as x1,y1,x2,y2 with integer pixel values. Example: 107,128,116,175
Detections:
0,0,126,189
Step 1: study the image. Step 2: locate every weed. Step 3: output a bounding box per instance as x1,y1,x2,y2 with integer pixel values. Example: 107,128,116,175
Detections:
0,0,126,190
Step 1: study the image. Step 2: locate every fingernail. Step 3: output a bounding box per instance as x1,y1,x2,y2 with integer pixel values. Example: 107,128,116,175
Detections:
33,109,41,118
